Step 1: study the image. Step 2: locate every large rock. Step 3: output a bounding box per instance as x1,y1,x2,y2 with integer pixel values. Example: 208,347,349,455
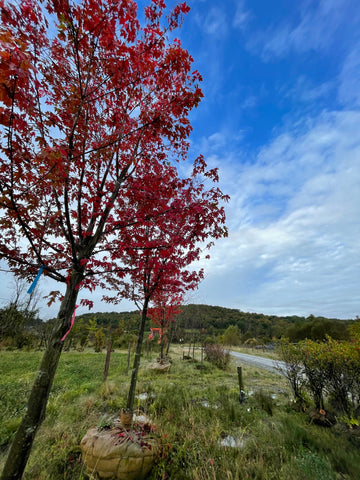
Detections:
150,361,171,373
81,427,159,480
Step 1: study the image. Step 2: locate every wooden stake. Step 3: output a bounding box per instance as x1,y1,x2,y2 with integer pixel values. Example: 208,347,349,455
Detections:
237,366,245,403
103,341,112,382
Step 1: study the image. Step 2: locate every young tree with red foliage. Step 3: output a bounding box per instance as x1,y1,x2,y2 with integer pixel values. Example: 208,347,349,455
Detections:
148,299,182,361
0,1,229,478
104,157,227,413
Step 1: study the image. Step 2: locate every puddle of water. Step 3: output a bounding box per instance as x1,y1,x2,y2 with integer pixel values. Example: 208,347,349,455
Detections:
137,393,149,400
219,435,246,448
200,400,219,409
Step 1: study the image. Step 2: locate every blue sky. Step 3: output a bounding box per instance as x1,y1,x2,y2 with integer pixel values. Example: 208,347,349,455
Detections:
1,0,360,320
181,0,360,319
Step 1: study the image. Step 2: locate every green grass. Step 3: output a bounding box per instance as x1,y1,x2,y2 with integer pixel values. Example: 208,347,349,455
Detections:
1,348,360,479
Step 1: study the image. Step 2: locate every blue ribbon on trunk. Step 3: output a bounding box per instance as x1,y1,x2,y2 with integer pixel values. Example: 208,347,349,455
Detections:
27,265,45,294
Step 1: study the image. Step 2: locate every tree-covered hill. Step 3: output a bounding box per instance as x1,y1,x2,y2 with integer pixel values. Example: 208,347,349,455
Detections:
173,304,353,342
76,304,353,343
0,303,355,349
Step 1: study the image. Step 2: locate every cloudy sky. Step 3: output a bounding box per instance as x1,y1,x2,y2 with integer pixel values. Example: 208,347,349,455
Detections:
181,0,360,320
1,0,360,320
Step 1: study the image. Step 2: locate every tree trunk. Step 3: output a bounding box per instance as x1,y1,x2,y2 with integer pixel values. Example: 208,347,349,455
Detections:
165,320,174,357
65,336,73,351
159,326,164,362
126,296,150,411
126,342,131,375
103,341,112,382
1,270,83,480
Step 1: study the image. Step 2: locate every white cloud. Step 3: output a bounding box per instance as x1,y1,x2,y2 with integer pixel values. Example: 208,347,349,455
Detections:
240,95,258,110
338,46,360,107
195,7,228,37
282,76,335,104
233,1,251,30
194,110,360,318
246,0,359,60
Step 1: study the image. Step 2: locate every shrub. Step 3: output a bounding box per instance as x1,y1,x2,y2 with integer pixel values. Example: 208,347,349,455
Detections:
276,339,306,403
299,341,326,411
253,389,274,416
204,343,230,370
278,337,360,416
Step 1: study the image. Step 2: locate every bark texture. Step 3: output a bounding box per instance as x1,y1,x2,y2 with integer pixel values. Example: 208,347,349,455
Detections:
126,296,150,411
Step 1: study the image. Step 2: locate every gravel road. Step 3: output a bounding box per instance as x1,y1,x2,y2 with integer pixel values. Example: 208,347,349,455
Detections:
230,351,287,375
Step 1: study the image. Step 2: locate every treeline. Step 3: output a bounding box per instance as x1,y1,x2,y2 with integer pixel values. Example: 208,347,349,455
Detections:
0,304,143,351
174,304,353,344
0,302,356,350
0,303,44,349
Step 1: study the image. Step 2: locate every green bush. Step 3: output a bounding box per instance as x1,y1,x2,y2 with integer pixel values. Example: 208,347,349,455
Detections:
277,337,360,416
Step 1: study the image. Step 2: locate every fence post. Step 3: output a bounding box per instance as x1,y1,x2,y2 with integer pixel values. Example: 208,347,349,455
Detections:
237,366,245,403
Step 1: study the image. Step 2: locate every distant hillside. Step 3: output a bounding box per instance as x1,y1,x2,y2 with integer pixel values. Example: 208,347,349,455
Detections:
174,304,353,342
2,303,354,350
77,304,354,343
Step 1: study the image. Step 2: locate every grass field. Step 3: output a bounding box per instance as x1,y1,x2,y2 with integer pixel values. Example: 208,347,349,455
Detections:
1,347,360,479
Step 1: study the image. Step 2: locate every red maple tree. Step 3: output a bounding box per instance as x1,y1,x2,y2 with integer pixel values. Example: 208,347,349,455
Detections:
0,0,227,477
148,299,182,356
103,157,227,412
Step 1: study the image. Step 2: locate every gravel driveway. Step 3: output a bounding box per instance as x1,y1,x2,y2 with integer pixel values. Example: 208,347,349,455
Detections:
230,351,287,375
